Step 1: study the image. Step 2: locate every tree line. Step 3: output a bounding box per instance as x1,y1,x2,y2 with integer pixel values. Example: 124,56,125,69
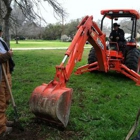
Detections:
12,18,82,41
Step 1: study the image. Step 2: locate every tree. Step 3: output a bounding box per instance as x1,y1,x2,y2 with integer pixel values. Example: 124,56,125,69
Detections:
10,2,27,44
64,19,81,39
43,23,62,40
0,0,67,46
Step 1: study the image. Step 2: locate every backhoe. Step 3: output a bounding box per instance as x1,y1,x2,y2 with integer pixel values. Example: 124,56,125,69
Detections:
29,9,140,127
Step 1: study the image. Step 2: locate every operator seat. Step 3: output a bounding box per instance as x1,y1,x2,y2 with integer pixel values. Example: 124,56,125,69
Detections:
118,40,127,52
107,41,126,56
107,42,119,51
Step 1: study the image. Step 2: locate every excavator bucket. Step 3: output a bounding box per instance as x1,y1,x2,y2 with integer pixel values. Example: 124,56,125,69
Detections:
29,81,73,127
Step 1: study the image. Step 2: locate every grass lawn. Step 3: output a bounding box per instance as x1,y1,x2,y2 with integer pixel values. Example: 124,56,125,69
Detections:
4,48,140,140
10,40,71,48
10,40,90,48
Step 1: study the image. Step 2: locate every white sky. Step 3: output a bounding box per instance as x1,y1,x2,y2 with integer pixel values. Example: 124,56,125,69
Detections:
41,0,140,24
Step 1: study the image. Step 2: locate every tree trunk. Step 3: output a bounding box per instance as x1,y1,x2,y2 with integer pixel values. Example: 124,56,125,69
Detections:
2,0,12,47
4,17,10,47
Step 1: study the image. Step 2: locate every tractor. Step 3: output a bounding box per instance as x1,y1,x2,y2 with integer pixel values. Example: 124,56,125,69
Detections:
29,9,140,127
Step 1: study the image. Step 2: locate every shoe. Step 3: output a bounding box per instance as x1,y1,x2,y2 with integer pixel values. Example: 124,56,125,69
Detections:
2,127,13,137
6,121,14,127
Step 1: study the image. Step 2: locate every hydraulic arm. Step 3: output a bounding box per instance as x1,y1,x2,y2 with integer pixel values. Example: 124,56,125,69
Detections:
55,16,108,86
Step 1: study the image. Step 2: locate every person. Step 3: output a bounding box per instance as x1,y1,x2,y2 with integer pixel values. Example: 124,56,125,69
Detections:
109,23,126,51
0,25,15,136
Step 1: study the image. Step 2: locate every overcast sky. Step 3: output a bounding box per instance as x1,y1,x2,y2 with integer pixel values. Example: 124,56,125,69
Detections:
41,0,140,24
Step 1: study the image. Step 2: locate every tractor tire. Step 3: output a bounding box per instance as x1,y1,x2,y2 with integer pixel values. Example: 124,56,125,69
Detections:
88,47,97,64
88,47,97,72
125,48,140,72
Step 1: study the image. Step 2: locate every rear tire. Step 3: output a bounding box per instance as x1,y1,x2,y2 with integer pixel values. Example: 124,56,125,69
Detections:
125,48,140,72
88,47,97,64
88,47,97,72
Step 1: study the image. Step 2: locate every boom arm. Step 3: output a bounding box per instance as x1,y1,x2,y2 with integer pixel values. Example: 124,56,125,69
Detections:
54,16,108,86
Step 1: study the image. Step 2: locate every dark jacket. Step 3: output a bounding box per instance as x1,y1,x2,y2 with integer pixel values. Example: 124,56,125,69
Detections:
0,52,11,82
0,39,15,82
0,39,15,73
109,28,125,42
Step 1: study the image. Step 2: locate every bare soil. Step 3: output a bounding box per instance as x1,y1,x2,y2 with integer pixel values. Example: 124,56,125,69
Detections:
0,118,83,140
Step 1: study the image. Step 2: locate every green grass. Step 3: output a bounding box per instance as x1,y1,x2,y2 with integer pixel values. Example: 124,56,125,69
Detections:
10,40,90,48
10,40,71,48
6,48,140,140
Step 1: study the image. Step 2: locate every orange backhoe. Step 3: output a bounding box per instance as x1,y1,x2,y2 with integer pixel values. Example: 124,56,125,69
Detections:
29,9,140,127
